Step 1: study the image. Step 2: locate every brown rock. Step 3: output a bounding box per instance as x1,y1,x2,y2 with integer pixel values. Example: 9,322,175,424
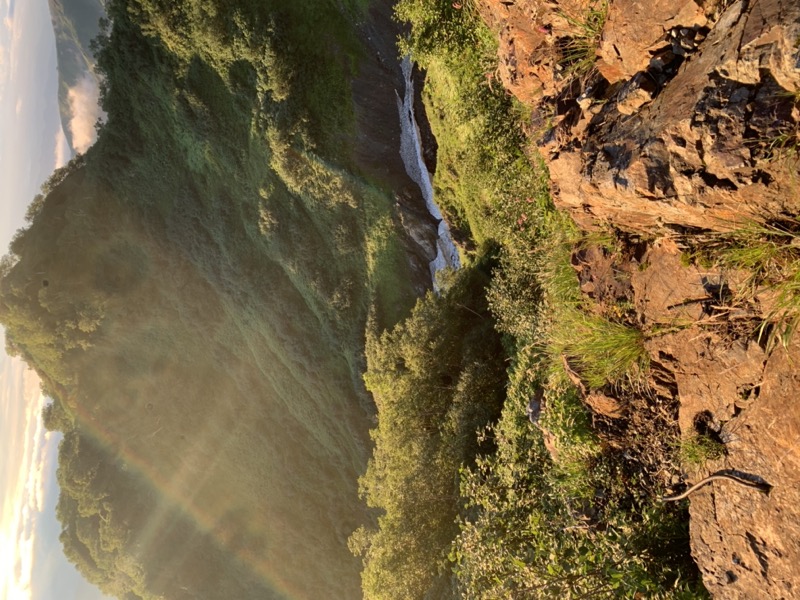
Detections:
540,425,561,463
598,0,708,83
585,391,626,418
628,235,800,599
475,0,556,102
650,329,766,435
475,0,627,103
594,58,627,85
572,244,632,306
630,237,709,325
688,340,800,599
547,0,800,234
616,85,653,116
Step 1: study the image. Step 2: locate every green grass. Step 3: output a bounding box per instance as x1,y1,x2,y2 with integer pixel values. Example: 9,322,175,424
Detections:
548,309,649,389
677,434,726,467
556,0,608,81
453,391,704,600
519,213,649,390
698,218,800,348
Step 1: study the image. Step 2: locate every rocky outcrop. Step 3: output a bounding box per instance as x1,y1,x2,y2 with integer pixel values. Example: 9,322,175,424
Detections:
549,0,800,234
630,238,800,599
475,0,606,102
475,0,800,596
687,340,800,599
475,0,552,103
595,0,709,84
480,0,800,234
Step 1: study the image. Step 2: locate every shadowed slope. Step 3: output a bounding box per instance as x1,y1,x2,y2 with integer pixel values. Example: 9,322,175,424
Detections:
1,0,424,598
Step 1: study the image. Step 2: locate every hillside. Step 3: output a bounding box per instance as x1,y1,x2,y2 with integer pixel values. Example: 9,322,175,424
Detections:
2,0,798,599
2,0,429,598
47,0,106,153
355,0,800,598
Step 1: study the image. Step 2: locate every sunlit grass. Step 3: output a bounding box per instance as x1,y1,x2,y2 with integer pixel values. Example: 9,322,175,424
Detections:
548,309,649,389
677,434,726,467
557,0,608,81
699,217,800,348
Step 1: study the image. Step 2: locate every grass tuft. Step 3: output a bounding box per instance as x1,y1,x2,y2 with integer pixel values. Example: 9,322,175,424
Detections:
534,215,649,390
556,0,608,81
677,434,726,467
548,309,649,390
701,217,800,348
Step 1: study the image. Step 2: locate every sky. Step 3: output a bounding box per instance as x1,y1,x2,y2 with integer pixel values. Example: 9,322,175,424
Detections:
0,0,108,598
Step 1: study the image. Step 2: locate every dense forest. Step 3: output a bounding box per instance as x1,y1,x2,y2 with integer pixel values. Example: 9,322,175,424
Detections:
1,0,713,599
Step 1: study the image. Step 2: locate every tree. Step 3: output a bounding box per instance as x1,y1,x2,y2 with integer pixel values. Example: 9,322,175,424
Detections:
356,257,507,600
42,398,74,432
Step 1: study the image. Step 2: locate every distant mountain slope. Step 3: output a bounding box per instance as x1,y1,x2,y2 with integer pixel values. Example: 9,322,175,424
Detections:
1,0,428,598
47,0,106,153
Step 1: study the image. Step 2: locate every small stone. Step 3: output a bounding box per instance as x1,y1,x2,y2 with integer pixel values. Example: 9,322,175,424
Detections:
586,392,626,419
526,387,545,424
617,87,654,115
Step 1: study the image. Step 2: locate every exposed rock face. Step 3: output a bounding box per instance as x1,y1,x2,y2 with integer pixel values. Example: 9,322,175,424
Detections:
630,238,800,599
596,0,708,84
550,0,800,234
481,0,800,234
475,0,596,102
687,341,800,599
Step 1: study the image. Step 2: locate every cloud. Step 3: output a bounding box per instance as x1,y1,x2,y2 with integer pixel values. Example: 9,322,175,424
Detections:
0,44,7,89
66,74,105,153
54,126,72,170
13,95,20,114
3,0,13,33
6,12,23,82
0,365,56,600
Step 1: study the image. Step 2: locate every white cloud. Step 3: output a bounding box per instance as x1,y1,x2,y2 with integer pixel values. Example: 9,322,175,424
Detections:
6,19,20,82
0,365,55,600
54,126,71,170
66,74,105,153
13,95,19,114
0,45,7,93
